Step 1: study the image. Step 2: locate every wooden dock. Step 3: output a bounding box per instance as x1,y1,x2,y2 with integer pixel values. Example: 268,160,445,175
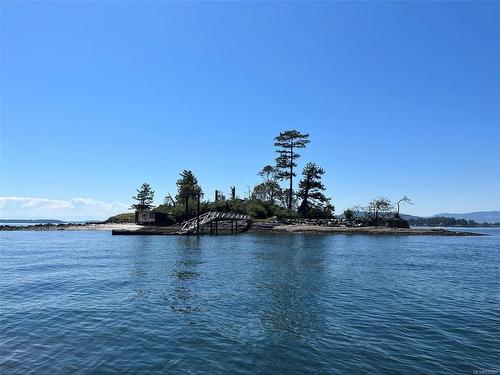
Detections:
112,211,253,236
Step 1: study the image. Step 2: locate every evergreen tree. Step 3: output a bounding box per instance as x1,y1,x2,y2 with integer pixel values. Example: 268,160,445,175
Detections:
132,183,155,211
343,209,354,221
175,170,202,203
274,130,310,209
297,163,332,217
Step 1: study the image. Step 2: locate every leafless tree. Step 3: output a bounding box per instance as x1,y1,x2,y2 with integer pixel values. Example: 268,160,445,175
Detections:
396,196,413,217
367,197,393,221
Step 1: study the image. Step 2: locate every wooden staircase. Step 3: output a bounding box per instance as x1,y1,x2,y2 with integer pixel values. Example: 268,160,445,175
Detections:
180,211,252,234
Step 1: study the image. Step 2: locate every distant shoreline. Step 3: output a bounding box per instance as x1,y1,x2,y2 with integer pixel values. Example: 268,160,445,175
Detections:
0,223,485,236
0,223,141,231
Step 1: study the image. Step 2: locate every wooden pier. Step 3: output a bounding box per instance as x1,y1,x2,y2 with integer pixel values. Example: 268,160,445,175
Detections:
180,211,252,235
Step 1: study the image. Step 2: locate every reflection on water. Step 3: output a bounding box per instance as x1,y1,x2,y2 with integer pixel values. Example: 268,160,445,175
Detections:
171,237,202,313
130,236,155,301
1,230,499,374
253,235,329,341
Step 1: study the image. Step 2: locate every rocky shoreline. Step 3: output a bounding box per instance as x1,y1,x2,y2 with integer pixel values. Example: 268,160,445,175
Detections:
253,224,484,236
0,222,484,236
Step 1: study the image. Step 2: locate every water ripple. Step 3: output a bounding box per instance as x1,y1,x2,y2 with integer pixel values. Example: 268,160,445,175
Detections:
1,230,499,373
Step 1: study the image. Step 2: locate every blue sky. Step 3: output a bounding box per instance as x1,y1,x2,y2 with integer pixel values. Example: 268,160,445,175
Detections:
1,1,499,220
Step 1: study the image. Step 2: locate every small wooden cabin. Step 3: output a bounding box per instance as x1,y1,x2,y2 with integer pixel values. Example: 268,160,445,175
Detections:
135,209,173,226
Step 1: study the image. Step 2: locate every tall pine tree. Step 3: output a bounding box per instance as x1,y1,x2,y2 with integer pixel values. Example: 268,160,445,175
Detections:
297,163,333,217
132,183,155,211
175,170,202,204
274,130,310,209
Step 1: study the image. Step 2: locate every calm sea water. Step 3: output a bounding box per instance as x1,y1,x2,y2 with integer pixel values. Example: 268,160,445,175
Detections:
1,229,499,374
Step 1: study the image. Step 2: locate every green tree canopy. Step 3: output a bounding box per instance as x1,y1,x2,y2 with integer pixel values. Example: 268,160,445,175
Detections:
254,165,282,205
297,162,333,217
132,182,154,211
274,130,310,209
258,165,279,182
175,170,202,203
343,209,354,221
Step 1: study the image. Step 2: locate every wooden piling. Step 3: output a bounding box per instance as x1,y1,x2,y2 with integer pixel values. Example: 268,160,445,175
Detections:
196,193,200,235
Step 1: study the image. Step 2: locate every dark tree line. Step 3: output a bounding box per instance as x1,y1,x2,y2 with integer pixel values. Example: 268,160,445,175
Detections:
407,217,489,227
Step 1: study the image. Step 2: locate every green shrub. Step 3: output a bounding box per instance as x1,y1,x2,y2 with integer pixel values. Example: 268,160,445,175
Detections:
104,213,135,223
155,199,283,222
304,207,334,219
276,208,299,220
246,200,268,219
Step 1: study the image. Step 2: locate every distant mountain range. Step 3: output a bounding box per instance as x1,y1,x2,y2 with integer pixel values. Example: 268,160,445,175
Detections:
431,211,500,224
400,211,500,224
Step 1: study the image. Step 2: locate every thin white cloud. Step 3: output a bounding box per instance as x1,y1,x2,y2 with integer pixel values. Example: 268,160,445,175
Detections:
0,196,130,221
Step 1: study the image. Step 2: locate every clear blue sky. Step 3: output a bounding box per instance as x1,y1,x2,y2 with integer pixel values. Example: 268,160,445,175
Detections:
1,1,499,220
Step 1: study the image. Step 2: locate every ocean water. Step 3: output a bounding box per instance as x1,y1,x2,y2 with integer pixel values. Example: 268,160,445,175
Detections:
1,229,499,374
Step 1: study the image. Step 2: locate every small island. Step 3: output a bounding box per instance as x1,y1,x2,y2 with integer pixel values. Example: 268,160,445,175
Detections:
1,130,486,237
